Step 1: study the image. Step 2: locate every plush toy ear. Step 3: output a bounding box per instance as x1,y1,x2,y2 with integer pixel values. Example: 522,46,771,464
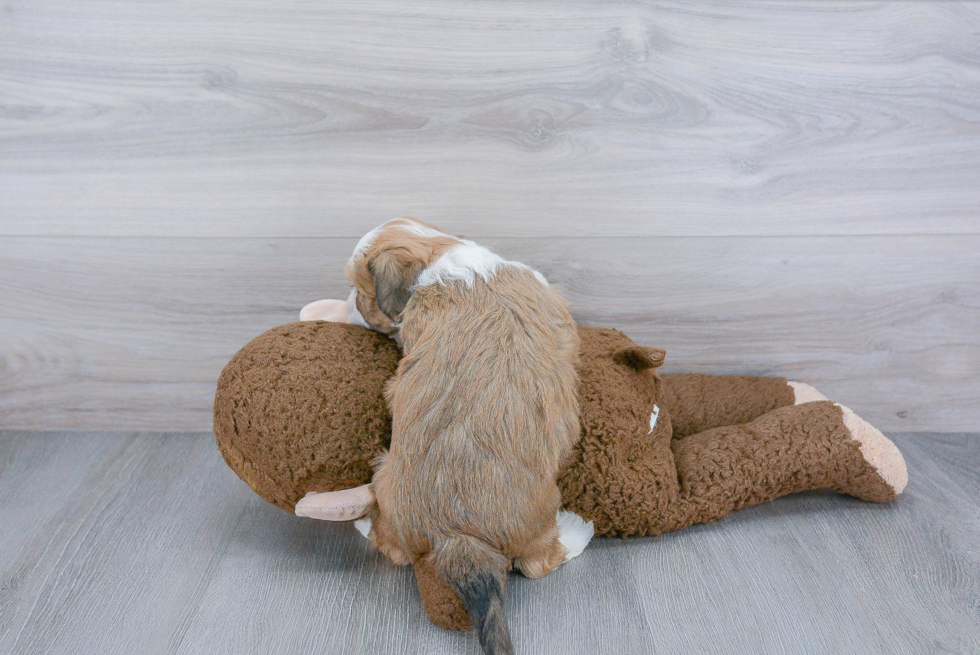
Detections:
614,346,666,371
294,484,375,521
369,248,426,321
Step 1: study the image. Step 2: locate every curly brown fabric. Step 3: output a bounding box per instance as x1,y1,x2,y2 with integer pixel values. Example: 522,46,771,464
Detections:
414,556,474,631
214,322,400,511
662,373,795,439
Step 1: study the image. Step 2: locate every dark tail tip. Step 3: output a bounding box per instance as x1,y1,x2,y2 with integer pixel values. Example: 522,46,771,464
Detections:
452,567,513,655
433,537,514,655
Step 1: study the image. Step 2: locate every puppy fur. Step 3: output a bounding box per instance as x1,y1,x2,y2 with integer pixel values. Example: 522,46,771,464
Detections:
344,218,581,579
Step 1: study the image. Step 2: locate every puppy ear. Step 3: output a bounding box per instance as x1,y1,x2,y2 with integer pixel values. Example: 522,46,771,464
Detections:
614,346,666,371
369,248,425,321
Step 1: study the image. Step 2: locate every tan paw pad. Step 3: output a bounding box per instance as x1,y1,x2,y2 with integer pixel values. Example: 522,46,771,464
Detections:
788,381,830,405
836,404,909,495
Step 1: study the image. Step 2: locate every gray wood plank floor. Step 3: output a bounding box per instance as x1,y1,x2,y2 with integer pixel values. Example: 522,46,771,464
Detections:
0,431,976,655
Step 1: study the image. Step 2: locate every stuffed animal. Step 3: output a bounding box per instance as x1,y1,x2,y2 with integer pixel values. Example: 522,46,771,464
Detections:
213,299,907,632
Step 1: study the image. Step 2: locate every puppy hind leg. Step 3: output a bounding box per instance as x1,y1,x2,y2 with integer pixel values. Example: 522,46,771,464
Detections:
367,511,414,566
514,527,564,579
515,511,594,578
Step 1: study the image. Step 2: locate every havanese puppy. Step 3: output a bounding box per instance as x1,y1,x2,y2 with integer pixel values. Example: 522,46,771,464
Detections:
343,218,591,654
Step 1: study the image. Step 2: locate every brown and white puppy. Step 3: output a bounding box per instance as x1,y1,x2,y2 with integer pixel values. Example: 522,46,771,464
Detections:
344,218,591,655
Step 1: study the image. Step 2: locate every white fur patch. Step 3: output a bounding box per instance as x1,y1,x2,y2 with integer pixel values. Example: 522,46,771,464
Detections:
648,404,660,434
353,218,453,259
414,240,539,289
354,517,372,539
415,240,505,288
355,219,549,293
346,289,371,329
557,511,594,562
352,225,385,259
395,219,452,240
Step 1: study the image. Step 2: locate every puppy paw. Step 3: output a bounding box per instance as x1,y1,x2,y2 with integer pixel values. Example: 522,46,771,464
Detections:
557,511,594,563
836,403,909,496
788,380,829,405
353,517,372,539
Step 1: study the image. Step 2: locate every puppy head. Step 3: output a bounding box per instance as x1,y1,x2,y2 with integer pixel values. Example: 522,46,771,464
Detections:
345,218,459,334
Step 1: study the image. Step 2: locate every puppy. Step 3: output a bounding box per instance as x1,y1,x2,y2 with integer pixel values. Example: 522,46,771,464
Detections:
345,218,591,655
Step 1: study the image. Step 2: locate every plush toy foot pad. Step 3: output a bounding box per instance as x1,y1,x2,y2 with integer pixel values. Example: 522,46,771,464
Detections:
788,381,830,404
299,298,349,322
294,484,375,521
837,404,909,496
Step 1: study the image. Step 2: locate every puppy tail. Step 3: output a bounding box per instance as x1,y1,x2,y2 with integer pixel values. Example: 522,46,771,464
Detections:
431,535,514,655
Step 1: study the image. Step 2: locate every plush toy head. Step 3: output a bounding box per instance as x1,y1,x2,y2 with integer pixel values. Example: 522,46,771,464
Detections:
213,321,400,512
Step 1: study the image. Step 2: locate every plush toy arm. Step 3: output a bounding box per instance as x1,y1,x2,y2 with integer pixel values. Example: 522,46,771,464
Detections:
299,298,350,322
660,374,826,439
294,484,375,520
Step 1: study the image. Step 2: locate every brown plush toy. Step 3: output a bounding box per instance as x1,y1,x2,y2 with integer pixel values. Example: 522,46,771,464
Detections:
213,301,908,632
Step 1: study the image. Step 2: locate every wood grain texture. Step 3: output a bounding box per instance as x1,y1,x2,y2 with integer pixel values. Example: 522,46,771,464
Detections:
0,431,977,655
1,1,979,237
2,235,977,432
2,1,978,431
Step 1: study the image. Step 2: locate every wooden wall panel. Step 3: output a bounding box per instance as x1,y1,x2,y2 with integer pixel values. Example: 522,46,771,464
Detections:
1,1,977,431
0,235,976,431
1,1,978,237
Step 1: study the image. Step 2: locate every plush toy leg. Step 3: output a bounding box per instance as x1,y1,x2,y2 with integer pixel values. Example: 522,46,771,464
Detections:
670,400,907,529
661,374,797,438
835,403,908,495
661,374,831,439
787,380,829,404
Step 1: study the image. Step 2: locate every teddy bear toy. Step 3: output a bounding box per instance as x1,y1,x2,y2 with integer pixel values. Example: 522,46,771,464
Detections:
213,299,907,632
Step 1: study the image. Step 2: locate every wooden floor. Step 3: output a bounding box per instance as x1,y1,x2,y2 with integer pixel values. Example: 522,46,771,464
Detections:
1,431,976,655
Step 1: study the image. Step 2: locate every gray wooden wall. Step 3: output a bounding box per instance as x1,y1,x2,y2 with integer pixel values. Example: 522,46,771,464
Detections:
2,1,978,432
